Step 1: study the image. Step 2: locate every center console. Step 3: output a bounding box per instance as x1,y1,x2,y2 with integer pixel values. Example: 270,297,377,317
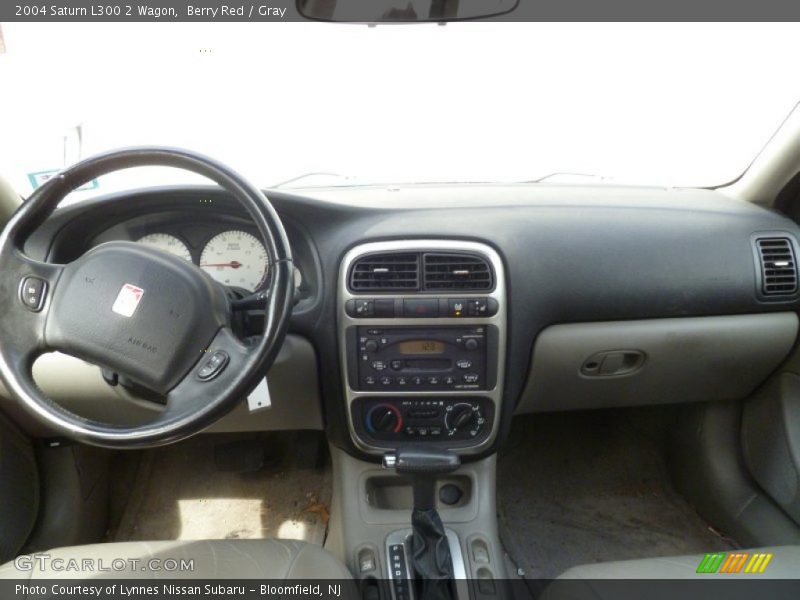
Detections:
336,240,507,596
338,239,506,456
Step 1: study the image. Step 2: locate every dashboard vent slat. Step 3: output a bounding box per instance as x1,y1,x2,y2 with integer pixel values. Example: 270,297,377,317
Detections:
423,253,493,291
756,237,798,296
350,253,420,291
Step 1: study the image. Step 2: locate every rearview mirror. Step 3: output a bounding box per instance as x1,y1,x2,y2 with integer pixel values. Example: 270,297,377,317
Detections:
297,0,520,23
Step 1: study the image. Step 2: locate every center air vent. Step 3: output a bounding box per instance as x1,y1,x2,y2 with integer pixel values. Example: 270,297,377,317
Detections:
756,237,798,296
349,252,419,291
423,253,493,291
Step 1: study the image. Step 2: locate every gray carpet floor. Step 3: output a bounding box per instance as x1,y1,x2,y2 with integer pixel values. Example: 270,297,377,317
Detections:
111,431,331,545
497,410,736,579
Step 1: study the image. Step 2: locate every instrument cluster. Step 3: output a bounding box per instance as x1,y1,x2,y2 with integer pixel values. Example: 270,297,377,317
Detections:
136,229,271,292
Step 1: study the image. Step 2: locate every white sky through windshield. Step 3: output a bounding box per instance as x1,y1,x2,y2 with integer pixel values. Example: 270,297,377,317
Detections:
2,22,800,199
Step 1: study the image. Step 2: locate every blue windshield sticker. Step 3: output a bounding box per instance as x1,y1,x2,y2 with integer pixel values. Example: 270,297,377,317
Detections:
28,170,99,191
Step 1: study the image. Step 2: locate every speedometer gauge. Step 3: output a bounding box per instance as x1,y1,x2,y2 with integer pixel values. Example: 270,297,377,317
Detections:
136,233,192,262
200,230,269,291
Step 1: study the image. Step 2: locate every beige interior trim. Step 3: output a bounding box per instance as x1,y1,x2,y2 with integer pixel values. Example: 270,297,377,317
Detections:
0,334,324,436
0,175,22,225
719,102,800,206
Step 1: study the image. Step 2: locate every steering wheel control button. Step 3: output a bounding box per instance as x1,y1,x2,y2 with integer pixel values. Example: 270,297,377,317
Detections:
19,277,47,311
197,350,230,381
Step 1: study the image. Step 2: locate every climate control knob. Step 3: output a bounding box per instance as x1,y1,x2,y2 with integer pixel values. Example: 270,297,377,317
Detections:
366,404,402,434
445,403,482,436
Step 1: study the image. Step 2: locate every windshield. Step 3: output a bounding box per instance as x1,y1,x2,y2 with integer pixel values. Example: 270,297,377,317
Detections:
2,22,800,201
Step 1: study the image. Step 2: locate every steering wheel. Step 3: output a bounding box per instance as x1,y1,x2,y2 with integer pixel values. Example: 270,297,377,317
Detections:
0,147,294,448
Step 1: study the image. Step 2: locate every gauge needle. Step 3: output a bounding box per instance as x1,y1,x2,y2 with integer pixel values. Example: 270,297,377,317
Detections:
201,261,243,269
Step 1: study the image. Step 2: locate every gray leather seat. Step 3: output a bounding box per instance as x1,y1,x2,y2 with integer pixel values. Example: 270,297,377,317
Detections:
0,539,352,580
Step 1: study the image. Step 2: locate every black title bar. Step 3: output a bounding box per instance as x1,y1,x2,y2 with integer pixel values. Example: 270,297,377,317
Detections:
3,0,800,22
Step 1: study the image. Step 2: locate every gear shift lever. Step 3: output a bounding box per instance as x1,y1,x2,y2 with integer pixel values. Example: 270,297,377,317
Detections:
384,448,461,600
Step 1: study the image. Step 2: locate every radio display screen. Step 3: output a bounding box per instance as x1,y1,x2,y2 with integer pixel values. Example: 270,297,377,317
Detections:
398,340,446,355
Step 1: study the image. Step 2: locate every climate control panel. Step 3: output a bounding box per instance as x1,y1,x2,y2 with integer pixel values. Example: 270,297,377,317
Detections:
353,397,494,447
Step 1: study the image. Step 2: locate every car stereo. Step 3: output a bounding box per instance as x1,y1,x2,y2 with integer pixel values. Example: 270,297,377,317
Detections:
354,326,488,391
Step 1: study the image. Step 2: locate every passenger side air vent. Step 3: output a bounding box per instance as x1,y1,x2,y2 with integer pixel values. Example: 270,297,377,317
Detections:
349,253,420,291
423,253,493,291
756,237,798,296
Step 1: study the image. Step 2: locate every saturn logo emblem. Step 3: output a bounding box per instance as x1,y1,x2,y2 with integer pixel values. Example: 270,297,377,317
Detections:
111,283,145,317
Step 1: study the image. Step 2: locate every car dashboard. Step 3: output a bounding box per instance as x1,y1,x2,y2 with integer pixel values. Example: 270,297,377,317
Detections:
2,182,800,461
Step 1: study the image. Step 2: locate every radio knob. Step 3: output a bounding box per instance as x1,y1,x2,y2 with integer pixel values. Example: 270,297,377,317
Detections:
446,403,478,434
464,338,479,351
365,339,379,352
367,404,402,434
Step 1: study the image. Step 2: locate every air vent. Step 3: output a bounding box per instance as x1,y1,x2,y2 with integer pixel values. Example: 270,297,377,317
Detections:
756,237,798,296
349,253,419,291
423,253,493,291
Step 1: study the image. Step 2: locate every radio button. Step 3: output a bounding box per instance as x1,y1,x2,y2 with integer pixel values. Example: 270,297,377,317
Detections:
396,376,409,386
463,373,479,384
456,359,472,370
444,376,456,385
365,339,379,352
380,376,393,386
364,375,376,386
411,376,423,386
464,338,479,351
371,361,387,371
390,360,404,370
427,376,441,385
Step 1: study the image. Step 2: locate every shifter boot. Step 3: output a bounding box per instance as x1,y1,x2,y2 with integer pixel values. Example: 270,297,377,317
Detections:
410,507,455,600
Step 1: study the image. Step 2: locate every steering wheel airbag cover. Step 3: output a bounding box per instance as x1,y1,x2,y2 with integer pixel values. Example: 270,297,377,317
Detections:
46,242,229,393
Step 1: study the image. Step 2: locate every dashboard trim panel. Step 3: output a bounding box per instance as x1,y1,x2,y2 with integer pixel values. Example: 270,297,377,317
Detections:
338,239,507,456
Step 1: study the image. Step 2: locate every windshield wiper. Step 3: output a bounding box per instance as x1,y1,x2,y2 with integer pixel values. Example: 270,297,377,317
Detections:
525,172,614,183
272,172,346,188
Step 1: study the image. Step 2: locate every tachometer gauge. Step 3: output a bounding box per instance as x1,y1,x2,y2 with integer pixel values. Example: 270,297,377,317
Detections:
200,230,269,291
136,233,192,262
